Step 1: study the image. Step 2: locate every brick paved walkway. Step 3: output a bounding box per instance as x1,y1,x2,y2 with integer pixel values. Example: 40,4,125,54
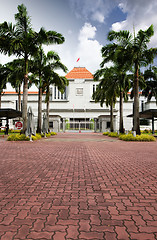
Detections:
0,133,157,240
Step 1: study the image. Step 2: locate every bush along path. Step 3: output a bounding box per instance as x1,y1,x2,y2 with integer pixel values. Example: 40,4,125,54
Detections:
103,131,156,141
7,132,57,141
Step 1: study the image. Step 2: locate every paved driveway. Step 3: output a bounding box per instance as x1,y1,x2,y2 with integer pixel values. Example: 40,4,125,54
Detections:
0,133,157,239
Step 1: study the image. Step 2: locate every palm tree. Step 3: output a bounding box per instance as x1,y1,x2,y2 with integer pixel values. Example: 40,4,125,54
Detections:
0,64,8,108
93,67,118,132
116,69,131,133
143,66,157,103
0,4,65,134
0,5,37,132
107,25,157,134
101,31,132,133
30,49,68,133
29,47,50,133
43,64,68,130
5,59,29,111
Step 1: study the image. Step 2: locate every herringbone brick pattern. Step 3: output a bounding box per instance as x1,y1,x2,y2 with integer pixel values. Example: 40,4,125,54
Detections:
0,133,157,239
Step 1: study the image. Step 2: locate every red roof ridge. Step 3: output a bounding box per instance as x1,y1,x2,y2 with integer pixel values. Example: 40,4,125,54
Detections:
66,67,93,79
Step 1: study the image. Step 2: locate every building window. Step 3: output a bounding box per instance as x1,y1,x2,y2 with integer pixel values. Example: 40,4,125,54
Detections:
76,88,83,96
93,84,95,93
93,84,98,94
64,87,67,99
58,89,60,99
53,86,67,100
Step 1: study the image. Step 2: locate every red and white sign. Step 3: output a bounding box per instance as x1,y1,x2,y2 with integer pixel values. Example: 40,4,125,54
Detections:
15,121,23,130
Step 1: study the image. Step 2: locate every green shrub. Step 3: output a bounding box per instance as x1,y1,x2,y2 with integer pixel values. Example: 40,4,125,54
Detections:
35,133,42,139
118,134,134,141
31,133,42,141
7,134,30,141
119,134,156,142
46,133,51,137
10,129,21,133
66,120,70,130
103,132,110,135
41,132,56,137
0,129,5,133
108,132,118,137
141,129,151,133
51,132,57,136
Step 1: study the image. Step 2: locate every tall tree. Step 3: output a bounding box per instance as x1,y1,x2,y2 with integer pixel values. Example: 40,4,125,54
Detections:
0,64,8,108
0,4,65,134
5,59,28,111
107,25,157,134
30,49,68,133
29,47,50,133
43,63,68,130
93,67,118,132
143,66,157,103
0,4,37,133
101,31,132,133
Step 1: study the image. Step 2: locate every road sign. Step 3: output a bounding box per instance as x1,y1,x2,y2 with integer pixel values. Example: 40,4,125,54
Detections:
15,121,23,130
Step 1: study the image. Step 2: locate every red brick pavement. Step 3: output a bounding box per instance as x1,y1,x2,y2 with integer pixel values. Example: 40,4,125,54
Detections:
0,132,157,240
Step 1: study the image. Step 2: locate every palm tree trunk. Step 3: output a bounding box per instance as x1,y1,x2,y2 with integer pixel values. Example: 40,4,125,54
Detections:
46,87,50,132
22,74,28,134
37,87,42,133
133,63,141,135
110,101,114,132
119,90,124,133
47,100,50,132
18,84,21,111
0,92,1,108
22,57,29,134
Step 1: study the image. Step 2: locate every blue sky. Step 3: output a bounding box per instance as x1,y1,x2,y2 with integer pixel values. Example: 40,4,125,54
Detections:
0,0,157,74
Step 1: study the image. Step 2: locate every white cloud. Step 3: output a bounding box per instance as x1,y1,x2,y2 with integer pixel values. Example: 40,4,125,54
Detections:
78,23,97,41
92,11,105,23
69,0,117,23
48,22,103,74
0,54,17,65
112,0,157,48
76,23,103,73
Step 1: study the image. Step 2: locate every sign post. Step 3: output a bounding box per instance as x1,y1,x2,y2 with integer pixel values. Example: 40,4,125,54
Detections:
15,121,23,130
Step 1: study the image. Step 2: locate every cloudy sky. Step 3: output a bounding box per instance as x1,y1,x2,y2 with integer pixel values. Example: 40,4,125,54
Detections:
0,0,157,75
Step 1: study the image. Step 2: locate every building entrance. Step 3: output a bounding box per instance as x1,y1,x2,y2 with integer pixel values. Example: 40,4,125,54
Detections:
65,118,94,132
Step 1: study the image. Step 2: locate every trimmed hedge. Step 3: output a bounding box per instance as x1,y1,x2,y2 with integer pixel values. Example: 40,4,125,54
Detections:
103,132,110,135
108,132,118,137
31,133,42,141
51,132,57,136
103,131,156,142
7,131,57,141
41,132,57,137
7,134,30,141
118,134,156,142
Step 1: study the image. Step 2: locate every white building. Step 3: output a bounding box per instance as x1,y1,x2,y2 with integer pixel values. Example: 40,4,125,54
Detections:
1,67,157,132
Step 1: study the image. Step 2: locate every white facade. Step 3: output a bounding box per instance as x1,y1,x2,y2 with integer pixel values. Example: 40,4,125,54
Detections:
1,67,157,132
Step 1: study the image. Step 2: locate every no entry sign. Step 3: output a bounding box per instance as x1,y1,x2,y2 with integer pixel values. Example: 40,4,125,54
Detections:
15,121,23,130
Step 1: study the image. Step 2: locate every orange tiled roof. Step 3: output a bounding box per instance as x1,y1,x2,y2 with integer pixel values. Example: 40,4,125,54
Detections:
66,67,93,79
3,91,41,95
